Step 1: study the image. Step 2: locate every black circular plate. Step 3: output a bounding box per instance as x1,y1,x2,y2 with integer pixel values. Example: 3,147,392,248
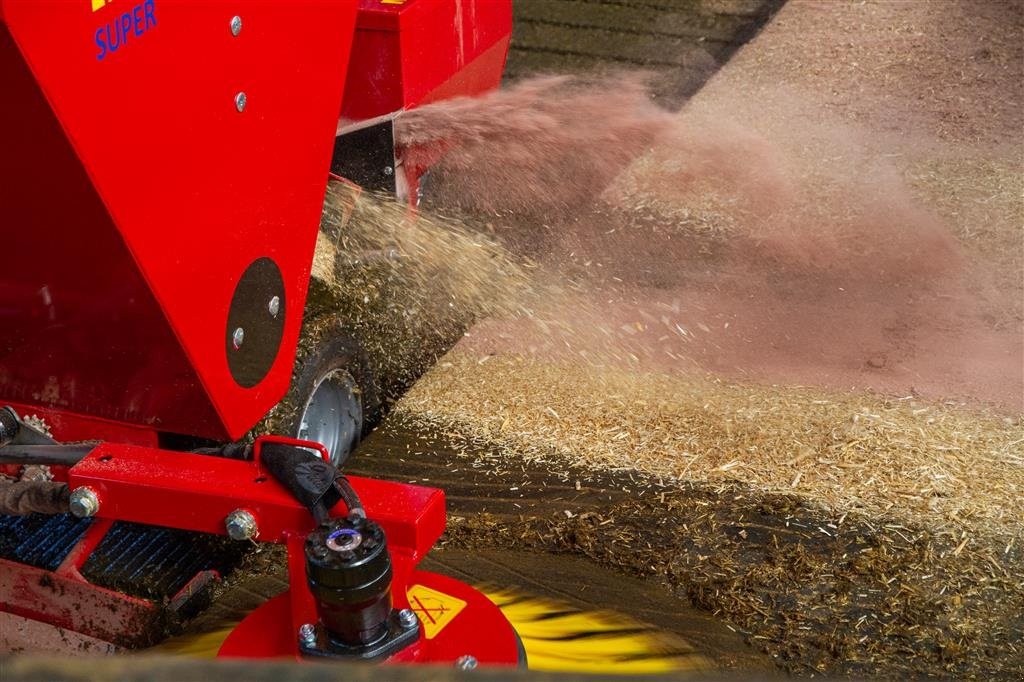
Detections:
226,257,286,388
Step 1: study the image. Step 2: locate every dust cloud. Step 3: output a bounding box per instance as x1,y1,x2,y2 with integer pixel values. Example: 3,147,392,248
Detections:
389,73,1022,411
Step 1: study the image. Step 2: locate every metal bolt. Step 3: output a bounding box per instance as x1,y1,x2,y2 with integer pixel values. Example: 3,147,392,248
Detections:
224,509,258,540
234,91,247,112
398,608,418,629
232,326,245,349
455,655,478,671
230,15,242,36
267,295,280,318
383,165,394,176
69,487,100,518
298,623,317,647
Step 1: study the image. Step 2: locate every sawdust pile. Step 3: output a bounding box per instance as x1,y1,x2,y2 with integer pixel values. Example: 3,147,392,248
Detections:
437,463,1024,678
400,352,1024,535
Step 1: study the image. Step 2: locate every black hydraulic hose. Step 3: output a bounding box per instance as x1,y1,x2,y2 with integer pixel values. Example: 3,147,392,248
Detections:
333,476,365,521
0,444,98,467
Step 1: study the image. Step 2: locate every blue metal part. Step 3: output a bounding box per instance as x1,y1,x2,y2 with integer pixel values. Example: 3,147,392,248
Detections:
81,521,245,600
0,512,91,571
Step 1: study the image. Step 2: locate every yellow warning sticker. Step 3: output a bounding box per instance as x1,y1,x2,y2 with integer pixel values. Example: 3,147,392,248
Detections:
406,584,467,639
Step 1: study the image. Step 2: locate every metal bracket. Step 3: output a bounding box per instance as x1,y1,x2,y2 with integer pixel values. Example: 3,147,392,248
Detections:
298,609,420,662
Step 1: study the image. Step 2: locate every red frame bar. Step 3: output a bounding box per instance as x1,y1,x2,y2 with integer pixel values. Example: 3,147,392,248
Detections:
67,438,446,561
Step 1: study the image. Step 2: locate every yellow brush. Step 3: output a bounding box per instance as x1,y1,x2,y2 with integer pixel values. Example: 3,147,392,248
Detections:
159,586,709,675
483,587,710,675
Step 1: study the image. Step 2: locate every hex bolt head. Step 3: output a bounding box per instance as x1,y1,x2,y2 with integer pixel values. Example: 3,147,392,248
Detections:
232,326,245,349
68,487,99,518
224,509,258,541
230,15,242,36
298,623,317,647
234,91,247,112
455,655,478,671
398,608,418,629
267,295,281,318
383,165,394,176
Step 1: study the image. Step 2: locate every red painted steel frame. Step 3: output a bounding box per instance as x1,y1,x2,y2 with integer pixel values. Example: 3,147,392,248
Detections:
69,437,446,557
60,436,519,663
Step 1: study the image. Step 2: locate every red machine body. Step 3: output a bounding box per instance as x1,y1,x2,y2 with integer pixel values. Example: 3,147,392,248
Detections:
0,0,515,666
1,1,361,440
0,0,511,443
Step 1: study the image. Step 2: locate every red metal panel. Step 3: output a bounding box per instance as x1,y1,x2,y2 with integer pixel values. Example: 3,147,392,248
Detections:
1,1,359,440
68,441,446,558
0,25,225,439
341,0,511,120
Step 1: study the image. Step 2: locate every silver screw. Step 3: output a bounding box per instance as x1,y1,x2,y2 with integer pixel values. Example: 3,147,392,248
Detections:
230,15,242,36
455,655,478,671
398,608,418,629
267,295,281,318
298,623,317,647
234,92,247,112
232,326,245,349
69,487,100,518
224,509,258,540
383,166,394,176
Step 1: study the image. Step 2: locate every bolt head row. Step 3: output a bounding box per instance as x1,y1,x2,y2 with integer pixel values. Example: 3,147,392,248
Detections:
230,298,280,351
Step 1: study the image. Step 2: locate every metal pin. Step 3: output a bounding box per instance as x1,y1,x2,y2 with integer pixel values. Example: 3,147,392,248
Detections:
232,327,245,349
268,295,281,318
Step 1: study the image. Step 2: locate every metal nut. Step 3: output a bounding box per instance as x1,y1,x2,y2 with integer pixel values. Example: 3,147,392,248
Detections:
68,487,99,518
234,91,247,112
298,623,317,647
267,295,280,318
398,608,418,628
224,509,258,541
455,655,478,670
232,326,245,349
230,15,242,36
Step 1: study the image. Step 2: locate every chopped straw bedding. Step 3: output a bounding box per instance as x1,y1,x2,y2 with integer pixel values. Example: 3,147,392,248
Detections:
398,352,1023,537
